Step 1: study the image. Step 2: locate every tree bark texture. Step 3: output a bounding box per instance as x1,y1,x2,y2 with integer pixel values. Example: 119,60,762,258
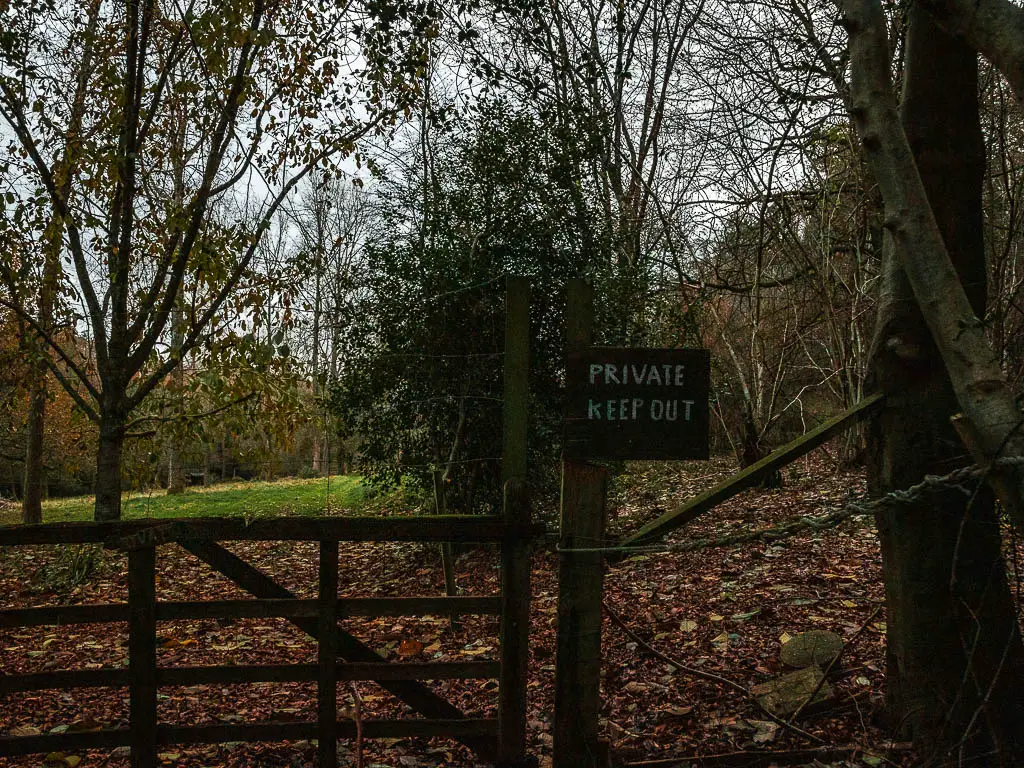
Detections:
94,410,127,522
915,0,1024,101
167,449,185,495
166,306,186,495
842,0,1024,529
866,8,1024,762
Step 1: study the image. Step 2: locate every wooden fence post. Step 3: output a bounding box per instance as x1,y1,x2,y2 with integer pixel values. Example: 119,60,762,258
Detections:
318,539,339,768
502,276,530,487
498,275,532,766
498,479,532,766
554,279,609,768
128,546,157,768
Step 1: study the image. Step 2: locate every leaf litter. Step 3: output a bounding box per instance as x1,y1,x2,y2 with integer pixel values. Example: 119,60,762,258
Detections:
0,454,911,766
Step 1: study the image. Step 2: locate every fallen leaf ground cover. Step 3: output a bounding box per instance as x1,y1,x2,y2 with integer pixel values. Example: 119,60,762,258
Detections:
1,455,914,767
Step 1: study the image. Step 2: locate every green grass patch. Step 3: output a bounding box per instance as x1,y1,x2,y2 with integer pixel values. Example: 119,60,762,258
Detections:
19,475,408,524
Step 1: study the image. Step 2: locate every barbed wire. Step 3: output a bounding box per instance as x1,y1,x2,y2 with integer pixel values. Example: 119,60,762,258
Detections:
557,457,1024,556
242,276,507,319
368,351,505,360
418,275,505,306
394,456,502,471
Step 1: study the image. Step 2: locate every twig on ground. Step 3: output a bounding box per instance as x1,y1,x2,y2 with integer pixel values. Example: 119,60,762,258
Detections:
602,600,825,745
786,606,881,724
621,742,912,768
352,680,364,768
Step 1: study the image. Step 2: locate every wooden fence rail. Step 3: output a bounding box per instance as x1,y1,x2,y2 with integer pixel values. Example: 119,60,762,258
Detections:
1,596,503,628
0,512,540,767
0,514,542,546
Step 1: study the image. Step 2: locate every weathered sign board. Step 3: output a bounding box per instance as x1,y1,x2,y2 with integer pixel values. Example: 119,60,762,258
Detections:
563,347,710,460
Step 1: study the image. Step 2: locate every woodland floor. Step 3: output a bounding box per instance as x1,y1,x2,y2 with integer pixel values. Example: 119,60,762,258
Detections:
0,454,913,767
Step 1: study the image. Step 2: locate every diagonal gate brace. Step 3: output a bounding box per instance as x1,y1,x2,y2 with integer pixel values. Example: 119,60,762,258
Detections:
178,539,496,763
618,393,884,550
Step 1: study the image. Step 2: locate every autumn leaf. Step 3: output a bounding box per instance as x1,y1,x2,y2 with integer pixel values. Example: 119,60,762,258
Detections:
397,638,424,657
160,637,198,649
42,753,80,767
730,608,761,622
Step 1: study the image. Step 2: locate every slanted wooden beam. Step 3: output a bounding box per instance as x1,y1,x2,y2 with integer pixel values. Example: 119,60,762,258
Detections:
619,393,884,549
178,539,496,762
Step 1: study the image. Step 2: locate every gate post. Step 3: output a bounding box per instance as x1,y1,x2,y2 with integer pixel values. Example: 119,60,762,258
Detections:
498,276,533,766
554,279,609,768
318,539,339,768
128,546,158,768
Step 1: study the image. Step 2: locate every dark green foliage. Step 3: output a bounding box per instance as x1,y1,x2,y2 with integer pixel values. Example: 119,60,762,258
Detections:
331,100,621,512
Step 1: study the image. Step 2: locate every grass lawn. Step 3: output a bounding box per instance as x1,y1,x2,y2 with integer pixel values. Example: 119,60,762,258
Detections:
11,475,400,524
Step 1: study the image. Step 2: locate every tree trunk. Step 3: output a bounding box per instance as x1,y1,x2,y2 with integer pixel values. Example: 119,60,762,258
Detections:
22,373,47,524
843,0,1024,527
738,407,782,488
94,413,126,522
20,0,100,525
22,200,63,525
21,247,58,521
312,434,322,474
166,305,186,495
867,11,1024,762
311,227,323,475
167,448,185,494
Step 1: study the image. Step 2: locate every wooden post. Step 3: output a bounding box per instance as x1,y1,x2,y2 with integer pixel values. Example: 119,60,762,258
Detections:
318,540,339,768
502,276,530,487
498,276,531,766
554,279,609,768
128,546,157,768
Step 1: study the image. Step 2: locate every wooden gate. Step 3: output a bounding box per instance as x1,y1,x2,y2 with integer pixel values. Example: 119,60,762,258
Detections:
2,276,536,767
0,497,540,767
552,279,883,767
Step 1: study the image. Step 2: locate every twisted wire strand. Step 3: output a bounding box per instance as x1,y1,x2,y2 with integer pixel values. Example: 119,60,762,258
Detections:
556,456,1024,555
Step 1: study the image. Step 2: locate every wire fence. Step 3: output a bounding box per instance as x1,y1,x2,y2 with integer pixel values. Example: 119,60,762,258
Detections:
132,277,513,513
9,276,527,514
